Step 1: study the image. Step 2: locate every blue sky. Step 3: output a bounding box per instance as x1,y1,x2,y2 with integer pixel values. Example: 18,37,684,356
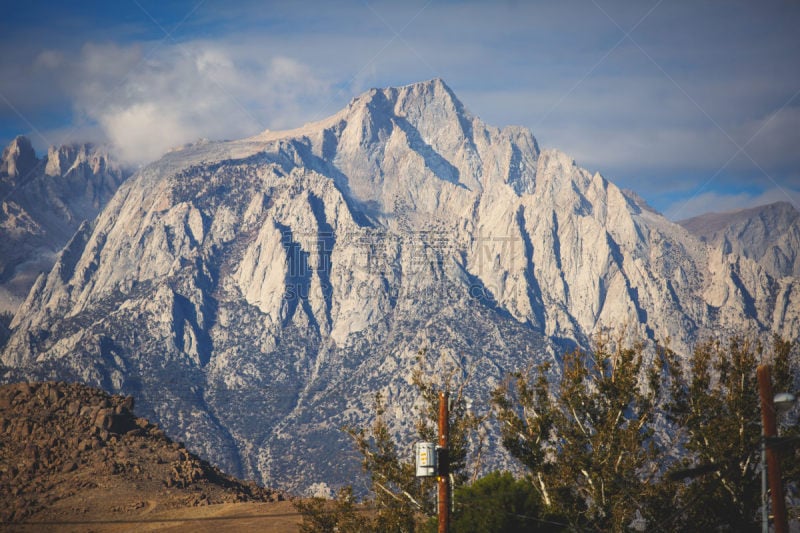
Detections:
1,0,798,219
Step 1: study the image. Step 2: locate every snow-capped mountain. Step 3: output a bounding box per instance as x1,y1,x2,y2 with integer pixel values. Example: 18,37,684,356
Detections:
0,136,128,314
2,79,798,493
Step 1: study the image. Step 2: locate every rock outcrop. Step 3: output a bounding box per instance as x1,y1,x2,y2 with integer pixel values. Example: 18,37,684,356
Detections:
0,381,281,523
0,136,38,180
0,137,129,315
680,201,800,278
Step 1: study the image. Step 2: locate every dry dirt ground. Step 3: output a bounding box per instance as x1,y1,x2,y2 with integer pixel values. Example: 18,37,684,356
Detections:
3,501,302,532
0,382,302,532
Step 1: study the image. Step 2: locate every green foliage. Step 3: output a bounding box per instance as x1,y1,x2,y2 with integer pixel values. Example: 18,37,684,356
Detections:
493,334,665,532
295,349,487,532
296,335,799,532
662,336,800,530
452,471,560,532
409,349,486,488
771,337,800,525
343,391,432,531
494,333,799,531
293,486,369,533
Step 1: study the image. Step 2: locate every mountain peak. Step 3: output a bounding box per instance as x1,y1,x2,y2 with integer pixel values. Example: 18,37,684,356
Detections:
1,135,38,179
0,136,128,314
43,142,113,177
345,78,467,122
394,77,456,100
679,201,799,235
400,76,449,90
362,77,450,97
679,200,800,278
763,200,799,215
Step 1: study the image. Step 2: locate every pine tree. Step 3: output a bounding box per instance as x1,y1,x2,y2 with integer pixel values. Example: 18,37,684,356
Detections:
452,471,561,532
492,334,666,532
295,349,486,532
662,336,799,530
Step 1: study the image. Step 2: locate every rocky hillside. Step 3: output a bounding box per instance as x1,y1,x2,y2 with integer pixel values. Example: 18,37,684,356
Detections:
2,79,798,494
679,201,800,279
0,381,281,523
0,136,128,314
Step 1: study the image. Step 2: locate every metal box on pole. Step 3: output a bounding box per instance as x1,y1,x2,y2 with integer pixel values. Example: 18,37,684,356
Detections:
415,442,437,477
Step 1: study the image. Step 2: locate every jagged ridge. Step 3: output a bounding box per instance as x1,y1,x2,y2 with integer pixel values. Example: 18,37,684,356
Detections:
0,137,129,314
680,201,800,278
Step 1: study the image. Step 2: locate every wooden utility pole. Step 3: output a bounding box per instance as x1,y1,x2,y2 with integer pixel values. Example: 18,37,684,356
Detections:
438,391,450,533
757,365,788,533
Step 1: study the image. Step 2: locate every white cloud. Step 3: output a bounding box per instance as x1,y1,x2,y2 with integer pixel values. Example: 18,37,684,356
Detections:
60,41,332,165
34,49,64,69
3,0,797,215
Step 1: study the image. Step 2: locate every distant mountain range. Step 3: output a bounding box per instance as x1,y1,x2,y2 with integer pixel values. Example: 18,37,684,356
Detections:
679,201,800,278
0,136,128,314
1,79,798,494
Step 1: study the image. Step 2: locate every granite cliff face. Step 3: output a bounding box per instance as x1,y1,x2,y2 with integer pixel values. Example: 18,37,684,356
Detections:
678,202,800,337
680,201,800,279
2,79,798,493
0,137,128,314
